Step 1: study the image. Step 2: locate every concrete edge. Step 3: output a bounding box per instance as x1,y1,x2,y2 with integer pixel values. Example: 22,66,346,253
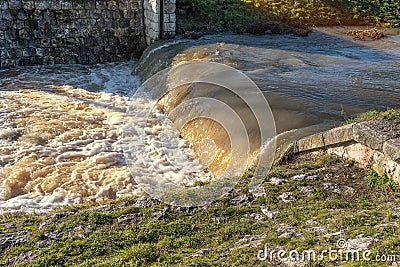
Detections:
289,120,399,163
282,120,400,182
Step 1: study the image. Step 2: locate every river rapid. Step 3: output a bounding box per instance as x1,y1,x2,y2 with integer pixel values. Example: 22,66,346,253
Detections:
0,27,399,212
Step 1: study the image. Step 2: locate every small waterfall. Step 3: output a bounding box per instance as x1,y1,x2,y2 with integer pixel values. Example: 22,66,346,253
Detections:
1,29,399,211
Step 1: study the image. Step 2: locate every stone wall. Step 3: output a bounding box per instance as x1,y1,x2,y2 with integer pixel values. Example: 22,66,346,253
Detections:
283,120,400,183
0,0,177,68
144,0,176,45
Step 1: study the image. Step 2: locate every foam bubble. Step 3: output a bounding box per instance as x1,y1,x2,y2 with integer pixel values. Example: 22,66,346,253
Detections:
0,64,211,213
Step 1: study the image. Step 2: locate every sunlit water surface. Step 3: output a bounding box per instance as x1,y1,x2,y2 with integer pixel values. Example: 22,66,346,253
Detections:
1,28,399,212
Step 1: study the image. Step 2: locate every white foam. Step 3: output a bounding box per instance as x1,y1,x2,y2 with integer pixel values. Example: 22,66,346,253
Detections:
0,63,211,214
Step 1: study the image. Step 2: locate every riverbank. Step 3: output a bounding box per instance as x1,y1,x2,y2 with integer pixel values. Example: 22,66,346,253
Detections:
281,112,400,183
1,152,399,266
1,24,399,266
176,0,400,35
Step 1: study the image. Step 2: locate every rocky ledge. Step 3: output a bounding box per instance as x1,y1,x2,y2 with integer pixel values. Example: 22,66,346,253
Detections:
286,120,400,183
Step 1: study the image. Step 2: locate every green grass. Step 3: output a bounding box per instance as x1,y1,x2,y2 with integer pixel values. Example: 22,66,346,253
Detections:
1,153,399,266
338,0,400,27
365,169,398,190
344,109,400,124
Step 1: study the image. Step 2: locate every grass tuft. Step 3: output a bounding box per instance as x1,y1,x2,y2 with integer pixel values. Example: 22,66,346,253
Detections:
344,109,400,125
365,170,398,190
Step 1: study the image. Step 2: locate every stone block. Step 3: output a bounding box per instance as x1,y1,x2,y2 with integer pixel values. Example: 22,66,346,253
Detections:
96,1,106,10
8,0,22,9
169,13,176,23
132,0,142,9
296,133,324,152
22,1,34,10
35,0,49,10
372,152,400,183
17,10,27,20
1,10,13,21
112,10,122,19
323,123,354,146
73,1,85,10
13,20,24,30
328,143,376,168
108,0,117,10
35,47,43,56
119,18,130,28
22,47,35,57
101,9,111,19
163,22,175,32
78,9,87,19
149,0,158,12
61,1,72,10
0,1,8,10
17,28,29,38
118,1,129,10
353,120,400,151
383,138,400,163
33,9,42,20
164,3,176,13
49,0,61,9
4,29,16,39
0,19,10,30
84,1,95,10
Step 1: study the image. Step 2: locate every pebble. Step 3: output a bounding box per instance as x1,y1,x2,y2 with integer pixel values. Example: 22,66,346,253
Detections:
117,213,143,226
292,174,320,181
230,194,252,207
298,186,316,196
305,220,319,226
278,232,294,239
249,184,267,198
260,207,280,219
269,177,288,185
323,183,341,193
346,236,379,251
279,192,298,203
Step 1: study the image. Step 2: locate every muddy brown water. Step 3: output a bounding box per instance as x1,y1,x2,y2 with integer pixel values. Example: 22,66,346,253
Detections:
0,27,399,212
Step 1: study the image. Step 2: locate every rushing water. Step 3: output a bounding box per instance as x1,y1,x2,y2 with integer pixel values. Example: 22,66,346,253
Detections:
1,27,400,212
137,28,400,133
0,62,212,212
